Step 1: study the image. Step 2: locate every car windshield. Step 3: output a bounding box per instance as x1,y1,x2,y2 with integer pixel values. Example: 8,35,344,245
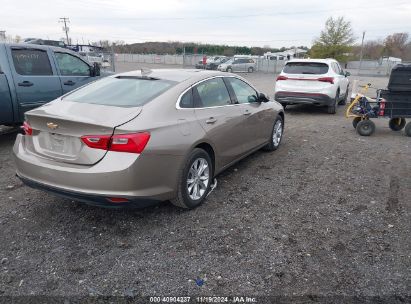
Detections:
63,76,177,107
283,62,329,74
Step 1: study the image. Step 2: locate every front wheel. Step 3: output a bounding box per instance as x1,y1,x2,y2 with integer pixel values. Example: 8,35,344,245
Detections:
248,67,254,73
263,115,284,151
339,87,349,105
404,122,411,137
356,119,376,136
226,67,232,73
388,118,406,131
171,148,213,209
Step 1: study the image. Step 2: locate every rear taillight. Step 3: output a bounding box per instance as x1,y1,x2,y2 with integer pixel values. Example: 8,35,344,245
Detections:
81,132,150,154
22,121,33,135
276,75,288,81
318,77,334,84
106,197,130,203
81,135,111,150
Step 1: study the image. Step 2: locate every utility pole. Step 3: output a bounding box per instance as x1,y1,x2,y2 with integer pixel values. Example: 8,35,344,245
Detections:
59,17,70,45
0,31,6,42
357,31,366,76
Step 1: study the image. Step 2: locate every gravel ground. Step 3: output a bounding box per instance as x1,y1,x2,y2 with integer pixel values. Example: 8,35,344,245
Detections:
0,64,410,301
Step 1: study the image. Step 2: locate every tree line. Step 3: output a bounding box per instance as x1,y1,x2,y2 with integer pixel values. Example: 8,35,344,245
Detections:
309,17,411,62
110,41,309,56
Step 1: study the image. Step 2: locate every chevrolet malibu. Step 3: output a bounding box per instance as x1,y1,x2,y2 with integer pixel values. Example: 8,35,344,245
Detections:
14,69,284,209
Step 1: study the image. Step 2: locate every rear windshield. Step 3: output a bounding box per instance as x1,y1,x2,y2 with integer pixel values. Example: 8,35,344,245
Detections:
283,62,329,75
63,76,177,107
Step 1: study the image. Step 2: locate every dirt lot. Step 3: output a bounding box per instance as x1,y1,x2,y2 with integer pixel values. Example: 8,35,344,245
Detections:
0,63,410,301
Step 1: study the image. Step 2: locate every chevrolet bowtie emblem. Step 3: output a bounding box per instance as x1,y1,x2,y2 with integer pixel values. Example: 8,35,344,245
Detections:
47,122,59,130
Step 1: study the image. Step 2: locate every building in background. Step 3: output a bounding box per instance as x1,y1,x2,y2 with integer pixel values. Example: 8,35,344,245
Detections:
263,48,308,60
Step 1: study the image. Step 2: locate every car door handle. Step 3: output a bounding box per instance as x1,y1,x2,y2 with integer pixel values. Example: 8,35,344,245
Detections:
243,110,251,115
63,80,76,86
18,81,33,87
206,117,217,124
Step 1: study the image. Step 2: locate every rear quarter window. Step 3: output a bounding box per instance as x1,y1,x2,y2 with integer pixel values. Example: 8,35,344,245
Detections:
283,62,329,75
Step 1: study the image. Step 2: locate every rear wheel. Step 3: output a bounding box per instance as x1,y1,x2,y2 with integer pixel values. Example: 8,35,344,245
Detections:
171,148,213,209
356,119,376,136
388,118,406,131
404,122,411,137
248,67,254,73
352,117,361,129
327,90,339,114
263,115,284,151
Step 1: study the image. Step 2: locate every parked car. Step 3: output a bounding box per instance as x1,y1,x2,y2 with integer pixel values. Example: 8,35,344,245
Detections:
218,58,256,73
14,69,284,209
274,59,350,114
0,43,104,126
206,57,229,70
195,60,206,69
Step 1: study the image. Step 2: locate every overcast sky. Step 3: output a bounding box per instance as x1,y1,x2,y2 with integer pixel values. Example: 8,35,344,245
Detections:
1,0,410,48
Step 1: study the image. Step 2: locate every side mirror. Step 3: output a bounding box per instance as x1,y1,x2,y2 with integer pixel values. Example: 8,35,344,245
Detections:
258,93,269,102
91,62,101,77
345,71,351,77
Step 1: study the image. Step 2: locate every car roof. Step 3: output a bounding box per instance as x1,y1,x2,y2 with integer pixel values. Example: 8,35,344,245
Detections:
115,69,228,83
286,58,337,64
0,42,82,57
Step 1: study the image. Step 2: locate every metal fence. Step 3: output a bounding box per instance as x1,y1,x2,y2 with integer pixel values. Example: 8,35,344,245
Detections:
346,60,399,77
114,53,406,76
116,53,204,67
115,53,287,73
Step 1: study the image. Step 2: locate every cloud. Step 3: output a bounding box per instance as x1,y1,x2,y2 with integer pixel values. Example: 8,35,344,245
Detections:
1,0,410,47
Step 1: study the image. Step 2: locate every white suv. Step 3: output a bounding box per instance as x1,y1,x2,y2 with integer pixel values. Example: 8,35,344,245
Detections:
274,59,350,114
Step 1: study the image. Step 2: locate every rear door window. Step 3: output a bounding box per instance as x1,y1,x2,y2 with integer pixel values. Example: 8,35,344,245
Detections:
193,78,232,108
11,49,53,75
283,62,329,75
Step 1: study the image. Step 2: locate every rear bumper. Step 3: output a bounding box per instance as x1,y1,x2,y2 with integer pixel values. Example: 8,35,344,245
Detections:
13,134,183,206
17,174,160,208
275,92,333,106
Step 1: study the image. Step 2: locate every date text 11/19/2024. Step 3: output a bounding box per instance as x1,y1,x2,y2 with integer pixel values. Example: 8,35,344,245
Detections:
149,296,257,303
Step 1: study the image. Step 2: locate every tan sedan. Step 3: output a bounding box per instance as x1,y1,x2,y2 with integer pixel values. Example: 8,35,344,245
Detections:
14,69,284,209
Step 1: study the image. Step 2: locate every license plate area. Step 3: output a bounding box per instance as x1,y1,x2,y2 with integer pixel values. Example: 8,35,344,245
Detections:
35,131,81,158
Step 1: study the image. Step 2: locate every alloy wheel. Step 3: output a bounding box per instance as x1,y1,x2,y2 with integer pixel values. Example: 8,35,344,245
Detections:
187,158,210,200
272,120,283,147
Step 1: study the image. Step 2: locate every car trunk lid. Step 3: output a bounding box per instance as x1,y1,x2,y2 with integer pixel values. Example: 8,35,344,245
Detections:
24,100,142,165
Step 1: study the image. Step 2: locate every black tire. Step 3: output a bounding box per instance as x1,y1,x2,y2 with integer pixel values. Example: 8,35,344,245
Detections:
352,117,361,129
248,66,254,73
388,118,406,131
171,148,214,209
339,87,349,105
404,122,411,137
327,90,339,114
263,115,284,151
226,67,232,73
356,119,376,136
